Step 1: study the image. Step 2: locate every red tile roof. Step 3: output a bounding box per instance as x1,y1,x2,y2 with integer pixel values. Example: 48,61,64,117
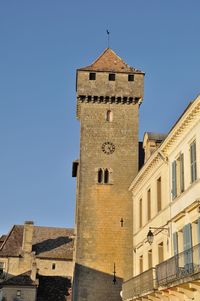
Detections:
78,48,144,73
0,225,74,260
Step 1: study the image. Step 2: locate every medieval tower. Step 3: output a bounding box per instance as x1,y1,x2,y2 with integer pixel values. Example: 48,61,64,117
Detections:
72,48,144,301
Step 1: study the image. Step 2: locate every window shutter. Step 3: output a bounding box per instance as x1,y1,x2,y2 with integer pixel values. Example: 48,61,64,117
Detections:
173,232,178,255
197,218,200,243
172,161,177,199
180,153,184,192
190,141,197,182
183,224,192,250
183,224,193,268
183,225,187,251
193,141,197,180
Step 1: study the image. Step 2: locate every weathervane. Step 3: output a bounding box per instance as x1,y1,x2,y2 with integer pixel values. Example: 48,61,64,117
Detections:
107,30,110,48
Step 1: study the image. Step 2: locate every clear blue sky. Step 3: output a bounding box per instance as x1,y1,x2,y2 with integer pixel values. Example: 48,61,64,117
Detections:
0,1,200,235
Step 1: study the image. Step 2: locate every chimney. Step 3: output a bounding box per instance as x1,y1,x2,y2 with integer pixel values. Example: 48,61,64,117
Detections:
22,221,34,253
143,132,166,163
31,261,37,281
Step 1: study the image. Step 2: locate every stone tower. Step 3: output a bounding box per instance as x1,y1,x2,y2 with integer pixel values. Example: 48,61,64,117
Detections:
72,48,144,301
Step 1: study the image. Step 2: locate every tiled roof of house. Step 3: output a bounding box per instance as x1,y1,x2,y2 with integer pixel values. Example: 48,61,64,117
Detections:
0,225,74,260
78,48,144,74
0,271,37,287
0,235,7,247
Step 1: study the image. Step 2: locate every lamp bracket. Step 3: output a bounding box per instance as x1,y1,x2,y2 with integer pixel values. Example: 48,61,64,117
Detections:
149,226,169,236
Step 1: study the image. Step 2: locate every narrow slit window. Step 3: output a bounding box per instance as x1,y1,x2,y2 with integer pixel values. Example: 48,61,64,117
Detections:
104,169,109,184
98,169,103,183
52,263,56,270
109,73,115,81
106,110,113,122
89,72,96,80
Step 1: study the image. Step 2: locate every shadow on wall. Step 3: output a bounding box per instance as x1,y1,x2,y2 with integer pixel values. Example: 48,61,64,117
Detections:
73,264,123,301
37,275,71,301
32,237,73,254
0,272,71,301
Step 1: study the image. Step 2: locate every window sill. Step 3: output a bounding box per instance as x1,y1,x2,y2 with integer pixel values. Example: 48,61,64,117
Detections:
96,183,113,185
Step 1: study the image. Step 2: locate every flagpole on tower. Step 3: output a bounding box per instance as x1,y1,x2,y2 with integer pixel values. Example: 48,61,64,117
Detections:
106,30,110,48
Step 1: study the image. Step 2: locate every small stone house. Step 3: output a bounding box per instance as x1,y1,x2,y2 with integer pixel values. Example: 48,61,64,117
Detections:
0,271,38,301
0,221,74,301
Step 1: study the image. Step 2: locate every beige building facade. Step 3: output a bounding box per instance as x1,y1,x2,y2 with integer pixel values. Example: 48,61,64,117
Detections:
122,95,200,301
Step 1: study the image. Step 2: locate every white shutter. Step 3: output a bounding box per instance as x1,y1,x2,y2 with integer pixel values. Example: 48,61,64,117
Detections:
172,161,177,199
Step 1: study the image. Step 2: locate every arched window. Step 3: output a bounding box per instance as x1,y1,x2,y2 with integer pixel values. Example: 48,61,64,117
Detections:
98,169,103,183
104,169,109,184
106,110,113,122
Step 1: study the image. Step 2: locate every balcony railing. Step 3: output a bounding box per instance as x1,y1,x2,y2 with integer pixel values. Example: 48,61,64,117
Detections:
156,243,200,287
122,268,157,300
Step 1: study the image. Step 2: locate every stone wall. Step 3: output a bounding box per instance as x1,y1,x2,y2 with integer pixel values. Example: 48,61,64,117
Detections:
1,286,37,301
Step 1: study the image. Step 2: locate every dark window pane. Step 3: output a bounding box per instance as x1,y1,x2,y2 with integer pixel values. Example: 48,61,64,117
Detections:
104,169,109,183
109,73,115,81
128,74,134,81
89,73,96,80
98,169,103,183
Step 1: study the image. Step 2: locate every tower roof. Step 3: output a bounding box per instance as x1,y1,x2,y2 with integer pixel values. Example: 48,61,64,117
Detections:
78,48,144,74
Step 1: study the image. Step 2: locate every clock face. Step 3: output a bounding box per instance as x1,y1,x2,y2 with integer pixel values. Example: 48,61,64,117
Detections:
102,142,115,155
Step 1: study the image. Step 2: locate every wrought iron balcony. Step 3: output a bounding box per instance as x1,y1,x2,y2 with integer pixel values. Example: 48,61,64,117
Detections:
122,268,157,300
156,243,200,287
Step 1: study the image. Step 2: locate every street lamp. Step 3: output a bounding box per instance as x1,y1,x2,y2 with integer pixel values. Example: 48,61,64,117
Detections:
147,226,169,245
147,229,154,245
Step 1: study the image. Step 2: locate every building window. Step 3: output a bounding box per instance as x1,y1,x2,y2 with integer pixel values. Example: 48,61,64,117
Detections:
139,255,143,273
139,198,142,228
52,263,56,270
106,110,113,122
172,160,177,199
147,188,151,221
158,242,164,263
128,74,134,81
104,169,109,184
179,153,185,193
190,140,197,183
97,168,112,184
183,223,192,268
157,177,162,212
0,262,4,278
197,217,200,244
98,169,103,183
109,73,115,81
89,72,96,80
16,290,21,296
172,153,184,199
173,232,178,255
148,250,152,269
